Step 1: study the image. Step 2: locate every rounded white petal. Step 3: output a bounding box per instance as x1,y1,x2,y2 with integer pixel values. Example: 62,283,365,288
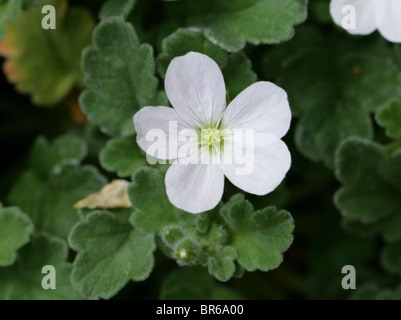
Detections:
165,52,227,127
133,106,187,160
330,0,377,35
165,163,224,214
220,132,291,196
376,0,401,43
221,82,291,139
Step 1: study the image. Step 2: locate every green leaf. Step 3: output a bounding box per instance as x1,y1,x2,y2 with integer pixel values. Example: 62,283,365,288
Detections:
0,0,22,39
30,134,87,178
264,27,400,167
0,0,95,105
160,267,242,300
343,213,401,243
80,17,166,137
0,203,33,266
161,225,185,247
207,246,237,282
69,210,155,299
129,168,236,280
376,101,401,140
295,106,372,168
181,0,308,52
381,241,401,275
157,28,256,98
195,212,210,234
9,164,107,239
99,0,136,20
8,134,106,239
220,194,294,272
100,137,147,178
335,138,401,241
128,167,194,234
157,28,228,76
129,168,293,281
0,234,83,300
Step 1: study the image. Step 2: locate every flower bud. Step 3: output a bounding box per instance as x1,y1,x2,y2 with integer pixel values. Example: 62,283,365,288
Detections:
161,226,185,248
174,238,201,266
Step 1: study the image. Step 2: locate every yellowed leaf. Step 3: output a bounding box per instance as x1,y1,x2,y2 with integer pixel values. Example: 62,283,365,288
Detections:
74,179,132,209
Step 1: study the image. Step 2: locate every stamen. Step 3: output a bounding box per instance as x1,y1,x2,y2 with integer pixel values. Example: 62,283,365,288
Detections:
199,127,224,155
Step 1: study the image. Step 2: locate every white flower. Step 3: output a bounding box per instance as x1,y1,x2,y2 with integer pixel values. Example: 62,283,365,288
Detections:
133,52,291,214
330,0,401,43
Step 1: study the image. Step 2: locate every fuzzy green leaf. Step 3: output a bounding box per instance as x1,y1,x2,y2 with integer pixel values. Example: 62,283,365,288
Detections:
376,101,401,140
264,27,400,167
157,28,256,98
80,17,166,137
30,134,87,178
0,234,83,300
180,0,308,52
9,164,107,239
7,134,104,240
207,246,237,282
220,194,294,272
0,203,33,266
69,210,155,299
128,167,194,234
157,28,228,76
100,137,146,178
335,138,401,241
129,168,293,281
128,168,236,281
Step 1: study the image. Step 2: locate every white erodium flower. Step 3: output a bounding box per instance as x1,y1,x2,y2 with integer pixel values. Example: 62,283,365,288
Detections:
330,0,401,43
133,52,291,214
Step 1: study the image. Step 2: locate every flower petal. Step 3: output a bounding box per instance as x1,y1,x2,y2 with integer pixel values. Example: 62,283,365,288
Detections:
376,0,401,43
133,106,187,160
165,163,224,214
220,132,291,195
221,82,291,139
165,52,227,128
330,0,377,35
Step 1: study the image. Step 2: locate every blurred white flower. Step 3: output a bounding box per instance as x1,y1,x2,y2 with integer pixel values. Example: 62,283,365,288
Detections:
330,0,401,42
134,52,291,214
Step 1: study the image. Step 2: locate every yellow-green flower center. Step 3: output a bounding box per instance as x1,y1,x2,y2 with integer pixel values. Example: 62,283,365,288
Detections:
201,127,222,149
